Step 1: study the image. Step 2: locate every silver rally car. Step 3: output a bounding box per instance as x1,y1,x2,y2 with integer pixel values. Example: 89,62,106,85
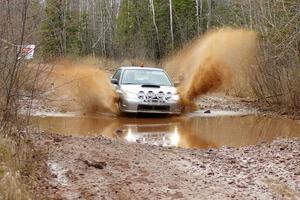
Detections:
111,66,181,114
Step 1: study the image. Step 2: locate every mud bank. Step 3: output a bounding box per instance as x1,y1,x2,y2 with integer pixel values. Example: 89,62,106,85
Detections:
32,133,300,200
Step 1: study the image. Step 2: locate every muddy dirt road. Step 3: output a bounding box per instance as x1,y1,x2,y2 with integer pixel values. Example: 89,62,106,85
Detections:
34,134,299,200
28,95,300,200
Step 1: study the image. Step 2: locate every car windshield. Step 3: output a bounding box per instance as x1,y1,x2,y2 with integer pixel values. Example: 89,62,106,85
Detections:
121,69,172,86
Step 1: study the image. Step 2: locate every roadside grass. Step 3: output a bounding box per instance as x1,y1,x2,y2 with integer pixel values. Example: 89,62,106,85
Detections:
0,133,39,200
229,47,300,112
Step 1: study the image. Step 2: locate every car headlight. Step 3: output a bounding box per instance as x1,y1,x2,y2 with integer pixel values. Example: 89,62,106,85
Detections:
165,92,172,100
121,90,138,99
157,91,164,99
147,91,155,99
137,91,145,100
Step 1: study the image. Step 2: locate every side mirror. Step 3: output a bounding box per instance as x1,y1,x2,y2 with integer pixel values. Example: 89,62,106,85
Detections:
174,81,180,87
111,78,118,85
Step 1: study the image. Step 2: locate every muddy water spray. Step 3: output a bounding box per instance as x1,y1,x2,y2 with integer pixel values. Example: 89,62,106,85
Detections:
51,60,119,114
165,28,258,111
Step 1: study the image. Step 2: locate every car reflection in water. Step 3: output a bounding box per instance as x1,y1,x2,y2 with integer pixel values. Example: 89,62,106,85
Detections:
118,123,180,147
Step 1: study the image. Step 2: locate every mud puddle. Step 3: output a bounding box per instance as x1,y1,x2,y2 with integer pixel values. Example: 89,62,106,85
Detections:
30,111,300,149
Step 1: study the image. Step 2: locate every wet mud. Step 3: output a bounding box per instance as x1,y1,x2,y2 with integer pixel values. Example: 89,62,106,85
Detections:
33,133,300,200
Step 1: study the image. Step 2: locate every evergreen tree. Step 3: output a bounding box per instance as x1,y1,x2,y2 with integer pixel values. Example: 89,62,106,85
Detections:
173,0,198,46
64,7,81,56
116,0,154,59
39,0,83,58
116,0,203,59
40,0,65,58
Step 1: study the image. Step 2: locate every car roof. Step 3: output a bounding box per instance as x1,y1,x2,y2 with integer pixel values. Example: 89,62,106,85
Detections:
118,66,164,71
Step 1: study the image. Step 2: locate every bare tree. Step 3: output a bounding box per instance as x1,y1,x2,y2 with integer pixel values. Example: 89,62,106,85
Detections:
0,0,29,128
169,0,174,49
149,0,160,55
195,0,199,34
206,0,211,29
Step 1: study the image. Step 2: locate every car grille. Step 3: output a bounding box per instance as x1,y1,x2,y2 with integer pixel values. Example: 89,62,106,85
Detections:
137,105,170,112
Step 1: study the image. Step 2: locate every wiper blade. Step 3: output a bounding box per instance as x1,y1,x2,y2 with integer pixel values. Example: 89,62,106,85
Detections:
123,83,136,85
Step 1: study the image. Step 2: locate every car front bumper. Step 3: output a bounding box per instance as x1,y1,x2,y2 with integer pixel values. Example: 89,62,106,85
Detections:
119,98,182,114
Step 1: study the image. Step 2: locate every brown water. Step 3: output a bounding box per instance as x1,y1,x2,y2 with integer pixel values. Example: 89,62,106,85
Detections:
30,112,300,149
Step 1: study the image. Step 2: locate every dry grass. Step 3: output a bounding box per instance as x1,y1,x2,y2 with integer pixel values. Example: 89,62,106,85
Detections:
251,43,300,109
0,135,33,200
227,32,300,112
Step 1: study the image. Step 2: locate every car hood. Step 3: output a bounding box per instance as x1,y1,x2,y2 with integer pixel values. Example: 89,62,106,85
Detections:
120,84,177,94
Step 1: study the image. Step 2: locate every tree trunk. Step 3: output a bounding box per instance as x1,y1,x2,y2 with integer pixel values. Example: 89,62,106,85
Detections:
207,0,211,29
62,0,67,56
149,0,160,57
248,0,253,30
199,0,203,33
195,0,200,34
169,0,174,50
